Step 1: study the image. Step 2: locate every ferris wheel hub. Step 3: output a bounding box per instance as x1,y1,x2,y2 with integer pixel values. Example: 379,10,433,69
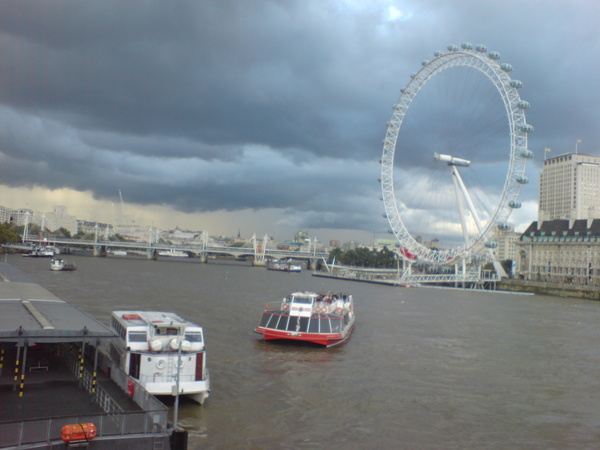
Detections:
434,152,471,167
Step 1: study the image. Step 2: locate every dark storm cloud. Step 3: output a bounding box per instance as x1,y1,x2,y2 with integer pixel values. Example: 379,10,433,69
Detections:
0,0,597,233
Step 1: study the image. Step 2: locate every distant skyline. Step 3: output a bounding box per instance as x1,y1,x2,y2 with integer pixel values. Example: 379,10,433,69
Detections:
0,1,598,245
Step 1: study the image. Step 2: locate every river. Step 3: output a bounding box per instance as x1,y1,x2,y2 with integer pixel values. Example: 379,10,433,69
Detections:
7,254,600,449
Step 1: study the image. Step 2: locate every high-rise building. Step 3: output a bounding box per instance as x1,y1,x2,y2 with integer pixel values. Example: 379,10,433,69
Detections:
538,153,600,222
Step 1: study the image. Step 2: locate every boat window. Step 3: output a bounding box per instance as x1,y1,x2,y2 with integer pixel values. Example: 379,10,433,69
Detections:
156,327,179,336
287,316,298,331
308,317,320,333
320,318,331,334
185,332,203,343
298,317,309,332
260,313,273,328
276,315,289,330
292,295,313,304
330,319,342,333
128,331,148,342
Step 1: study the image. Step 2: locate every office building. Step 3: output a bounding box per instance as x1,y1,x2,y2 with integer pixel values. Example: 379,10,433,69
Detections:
538,153,600,222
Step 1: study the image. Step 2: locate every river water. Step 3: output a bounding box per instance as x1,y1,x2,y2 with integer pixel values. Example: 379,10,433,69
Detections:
7,254,600,449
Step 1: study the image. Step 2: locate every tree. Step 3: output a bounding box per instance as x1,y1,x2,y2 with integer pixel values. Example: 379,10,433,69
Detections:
0,223,21,244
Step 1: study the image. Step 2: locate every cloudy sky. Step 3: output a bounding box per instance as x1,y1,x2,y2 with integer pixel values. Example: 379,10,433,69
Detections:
0,0,598,245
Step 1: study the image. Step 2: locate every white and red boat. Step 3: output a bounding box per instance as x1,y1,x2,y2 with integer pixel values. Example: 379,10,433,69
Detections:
255,291,355,347
109,311,210,404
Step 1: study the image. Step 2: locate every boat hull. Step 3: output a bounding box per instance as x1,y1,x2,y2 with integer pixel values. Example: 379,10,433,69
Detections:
255,322,355,347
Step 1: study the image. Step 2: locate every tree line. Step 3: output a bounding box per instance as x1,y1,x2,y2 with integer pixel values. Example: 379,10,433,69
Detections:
328,246,398,268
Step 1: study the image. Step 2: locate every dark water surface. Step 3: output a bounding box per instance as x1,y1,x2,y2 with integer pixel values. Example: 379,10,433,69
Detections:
8,254,600,449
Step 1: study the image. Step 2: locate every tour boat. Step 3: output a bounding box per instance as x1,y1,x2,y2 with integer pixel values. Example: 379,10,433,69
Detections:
158,249,189,258
109,311,210,404
267,260,302,273
255,291,355,347
50,257,77,271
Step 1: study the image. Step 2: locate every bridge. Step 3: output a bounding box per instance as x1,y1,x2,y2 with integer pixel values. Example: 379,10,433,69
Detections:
18,232,328,269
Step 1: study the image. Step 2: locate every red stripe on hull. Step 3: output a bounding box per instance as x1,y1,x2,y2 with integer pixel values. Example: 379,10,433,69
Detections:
255,326,353,347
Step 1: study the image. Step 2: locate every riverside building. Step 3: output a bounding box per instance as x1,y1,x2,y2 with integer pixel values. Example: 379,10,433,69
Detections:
538,152,600,222
514,151,600,286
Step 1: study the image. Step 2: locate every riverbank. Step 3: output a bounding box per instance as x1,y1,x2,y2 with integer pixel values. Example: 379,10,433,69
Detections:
498,279,600,300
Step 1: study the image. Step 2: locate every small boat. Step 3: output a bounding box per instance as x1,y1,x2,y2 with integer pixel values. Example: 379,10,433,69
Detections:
158,249,189,258
267,260,302,273
255,291,355,347
109,311,210,404
50,257,77,271
23,246,58,257
112,250,128,256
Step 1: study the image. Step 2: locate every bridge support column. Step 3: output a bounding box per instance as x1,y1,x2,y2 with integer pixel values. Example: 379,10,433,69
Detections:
198,254,207,263
252,259,266,267
93,245,107,257
148,249,157,260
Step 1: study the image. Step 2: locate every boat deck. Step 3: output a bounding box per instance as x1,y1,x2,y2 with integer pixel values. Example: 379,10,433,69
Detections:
0,346,141,423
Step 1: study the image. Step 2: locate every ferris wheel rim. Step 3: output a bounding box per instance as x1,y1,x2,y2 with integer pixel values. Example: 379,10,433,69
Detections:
381,43,532,265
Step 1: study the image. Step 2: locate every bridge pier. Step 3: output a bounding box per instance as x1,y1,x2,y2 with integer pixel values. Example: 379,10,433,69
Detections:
252,259,266,267
93,245,107,257
148,249,157,260
198,254,207,263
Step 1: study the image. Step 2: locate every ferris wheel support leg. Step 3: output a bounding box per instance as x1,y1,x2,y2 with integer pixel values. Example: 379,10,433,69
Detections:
451,167,470,247
489,249,508,279
453,166,484,234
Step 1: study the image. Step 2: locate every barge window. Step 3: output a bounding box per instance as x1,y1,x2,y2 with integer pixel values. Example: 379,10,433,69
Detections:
185,332,203,343
128,331,147,342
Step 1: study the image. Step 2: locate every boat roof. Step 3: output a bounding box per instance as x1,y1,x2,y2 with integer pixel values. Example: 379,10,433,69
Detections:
0,262,117,343
112,310,201,328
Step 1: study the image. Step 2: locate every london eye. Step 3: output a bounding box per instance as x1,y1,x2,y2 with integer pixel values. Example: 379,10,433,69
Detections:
381,43,533,266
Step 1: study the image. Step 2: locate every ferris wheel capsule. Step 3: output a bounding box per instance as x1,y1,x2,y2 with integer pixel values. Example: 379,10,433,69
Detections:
488,51,500,60
461,42,473,50
516,176,529,184
485,241,498,249
500,63,513,72
475,44,487,52
510,80,523,88
497,223,512,231
519,149,534,158
509,201,522,209
518,100,530,109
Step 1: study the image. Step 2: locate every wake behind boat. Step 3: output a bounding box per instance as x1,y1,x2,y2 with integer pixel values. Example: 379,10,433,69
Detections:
109,311,210,404
255,291,355,347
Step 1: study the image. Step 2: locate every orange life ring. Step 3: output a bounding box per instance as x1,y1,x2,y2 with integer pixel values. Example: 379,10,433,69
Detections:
282,302,289,311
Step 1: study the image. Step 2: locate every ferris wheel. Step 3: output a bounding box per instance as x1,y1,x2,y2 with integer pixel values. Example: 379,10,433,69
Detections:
381,43,533,265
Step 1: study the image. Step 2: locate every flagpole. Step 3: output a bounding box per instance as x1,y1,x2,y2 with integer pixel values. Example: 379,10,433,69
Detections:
575,139,581,154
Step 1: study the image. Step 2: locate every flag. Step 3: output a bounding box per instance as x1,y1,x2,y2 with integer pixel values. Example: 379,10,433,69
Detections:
545,148,551,152
576,139,582,143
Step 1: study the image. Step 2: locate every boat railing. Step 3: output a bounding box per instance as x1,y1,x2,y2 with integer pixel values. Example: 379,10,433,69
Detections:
64,344,168,423
0,410,170,448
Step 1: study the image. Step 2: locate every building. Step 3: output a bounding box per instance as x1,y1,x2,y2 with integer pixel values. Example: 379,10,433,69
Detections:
493,225,520,262
516,219,600,285
0,206,33,226
538,153,600,222
31,205,79,236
